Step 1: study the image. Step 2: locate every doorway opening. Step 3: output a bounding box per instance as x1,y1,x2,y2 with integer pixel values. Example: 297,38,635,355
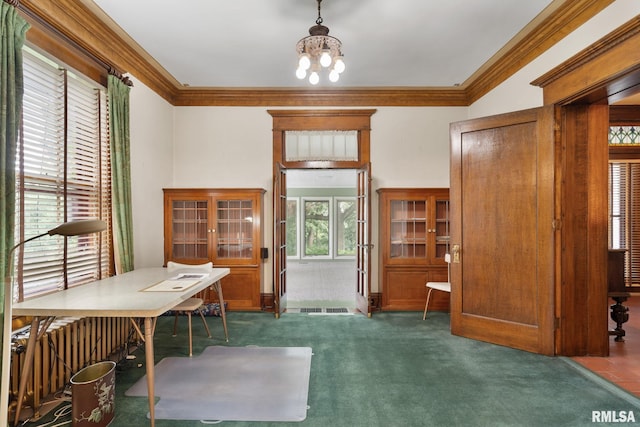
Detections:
285,169,357,313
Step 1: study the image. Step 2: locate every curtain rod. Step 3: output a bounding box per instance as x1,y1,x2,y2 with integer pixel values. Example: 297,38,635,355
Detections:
108,68,133,87
11,0,133,87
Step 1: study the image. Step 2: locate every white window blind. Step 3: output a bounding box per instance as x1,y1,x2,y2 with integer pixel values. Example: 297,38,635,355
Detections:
16,48,112,301
285,131,358,161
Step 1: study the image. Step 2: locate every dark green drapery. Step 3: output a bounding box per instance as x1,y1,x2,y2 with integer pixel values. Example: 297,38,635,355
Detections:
108,74,134,273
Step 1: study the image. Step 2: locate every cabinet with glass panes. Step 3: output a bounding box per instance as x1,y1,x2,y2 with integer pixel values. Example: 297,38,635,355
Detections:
378,188,450,311
163,188,265,311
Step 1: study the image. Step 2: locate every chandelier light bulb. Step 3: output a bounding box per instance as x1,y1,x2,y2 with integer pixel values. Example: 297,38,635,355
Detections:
320,50,332,68
296,67,307,79
298,54,311,71
334,57,345,73
329,69,340,82
309,71,320,85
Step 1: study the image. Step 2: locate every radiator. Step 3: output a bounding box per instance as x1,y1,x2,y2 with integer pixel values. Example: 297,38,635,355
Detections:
9,316,132,420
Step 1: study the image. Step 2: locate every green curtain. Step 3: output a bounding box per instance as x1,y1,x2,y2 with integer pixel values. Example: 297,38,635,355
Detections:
108,74,134,273
1,0,29,417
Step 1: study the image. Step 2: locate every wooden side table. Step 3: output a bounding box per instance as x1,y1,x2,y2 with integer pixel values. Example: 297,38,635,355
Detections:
608,292,630,342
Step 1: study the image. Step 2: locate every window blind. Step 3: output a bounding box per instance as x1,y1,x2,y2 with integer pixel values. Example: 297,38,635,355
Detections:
608,161,640,287
16,48,112,301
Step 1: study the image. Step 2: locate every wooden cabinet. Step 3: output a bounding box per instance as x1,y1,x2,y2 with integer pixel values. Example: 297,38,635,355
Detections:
163,188,265,310
378,188,450,311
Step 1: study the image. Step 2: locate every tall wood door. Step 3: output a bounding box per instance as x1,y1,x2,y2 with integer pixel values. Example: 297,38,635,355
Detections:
449,106,556,355
273,163,287,318
355,164,372,316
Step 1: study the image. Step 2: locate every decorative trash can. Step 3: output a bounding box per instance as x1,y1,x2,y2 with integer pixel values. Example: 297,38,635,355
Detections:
70,361,116,427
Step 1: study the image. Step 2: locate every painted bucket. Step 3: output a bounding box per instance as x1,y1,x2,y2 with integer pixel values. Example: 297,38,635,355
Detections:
70,361,116,427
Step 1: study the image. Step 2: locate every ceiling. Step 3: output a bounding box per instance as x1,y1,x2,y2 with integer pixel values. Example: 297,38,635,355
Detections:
86,0,553,89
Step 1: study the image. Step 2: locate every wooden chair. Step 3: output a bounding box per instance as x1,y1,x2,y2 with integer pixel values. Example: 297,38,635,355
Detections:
166,261,213,356
422,254,451,320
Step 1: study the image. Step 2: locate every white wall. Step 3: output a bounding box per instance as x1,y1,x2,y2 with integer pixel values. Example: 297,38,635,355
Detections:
128,76,174,268
129,0,640,294
470,0,640,117
167,106,466,293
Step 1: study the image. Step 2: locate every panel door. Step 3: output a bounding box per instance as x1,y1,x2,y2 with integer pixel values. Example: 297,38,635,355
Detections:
450,106,556,355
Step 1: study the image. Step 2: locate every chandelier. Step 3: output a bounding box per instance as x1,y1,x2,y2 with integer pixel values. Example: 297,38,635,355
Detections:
295,0,345,85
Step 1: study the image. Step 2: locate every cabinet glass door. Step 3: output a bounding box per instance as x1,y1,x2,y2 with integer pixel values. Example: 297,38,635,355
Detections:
171,200,209,260
216,199,254,259
434,199,450,259
389,200,427,259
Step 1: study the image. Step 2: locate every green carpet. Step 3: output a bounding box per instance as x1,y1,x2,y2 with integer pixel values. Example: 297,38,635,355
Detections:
24,311,640,426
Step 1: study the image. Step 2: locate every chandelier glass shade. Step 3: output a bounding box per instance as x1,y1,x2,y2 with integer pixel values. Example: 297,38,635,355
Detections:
296,0,344,84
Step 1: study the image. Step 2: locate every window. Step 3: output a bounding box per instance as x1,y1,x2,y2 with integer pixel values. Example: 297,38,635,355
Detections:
609,161,640,289
14,47,112,301
303,199,331,257
285,131,358,161
287,196,355,259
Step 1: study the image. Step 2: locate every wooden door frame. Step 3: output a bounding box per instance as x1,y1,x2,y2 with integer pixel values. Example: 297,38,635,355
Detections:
267,109,376,314
532,16,640,356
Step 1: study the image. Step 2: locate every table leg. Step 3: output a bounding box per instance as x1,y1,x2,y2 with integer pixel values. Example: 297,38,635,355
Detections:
144,317,155,427
13,316,54,426
212,281,229,342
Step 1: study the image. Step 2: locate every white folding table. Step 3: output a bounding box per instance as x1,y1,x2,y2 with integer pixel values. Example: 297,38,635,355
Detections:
11,267,230,426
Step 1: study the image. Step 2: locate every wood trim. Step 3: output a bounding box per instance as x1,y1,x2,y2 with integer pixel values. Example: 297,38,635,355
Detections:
466,0,613,104
19,0,608,107
269,109,375,168
557,105,610,356
610,105,640,124
173,87,468,107
19,0,180,102
532,16,640,105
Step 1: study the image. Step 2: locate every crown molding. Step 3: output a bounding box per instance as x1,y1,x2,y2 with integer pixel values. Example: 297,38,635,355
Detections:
18,0,611,107
465,0,613,104
174,87,468,107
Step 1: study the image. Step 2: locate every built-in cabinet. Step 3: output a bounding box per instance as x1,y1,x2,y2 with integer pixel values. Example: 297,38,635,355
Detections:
163,188,265,310
378,188,450,311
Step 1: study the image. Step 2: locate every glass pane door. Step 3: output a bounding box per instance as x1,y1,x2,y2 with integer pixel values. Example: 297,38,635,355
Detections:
216,199,254,259
434,199,450,259
171,200,209,259
389,200,427,259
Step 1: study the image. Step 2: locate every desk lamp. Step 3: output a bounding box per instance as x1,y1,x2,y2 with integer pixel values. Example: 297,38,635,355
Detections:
1,219,107,424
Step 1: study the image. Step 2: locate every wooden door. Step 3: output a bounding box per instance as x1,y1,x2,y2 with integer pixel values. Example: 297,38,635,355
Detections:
273,163,287,318
355,164,372,316
449,107,556,355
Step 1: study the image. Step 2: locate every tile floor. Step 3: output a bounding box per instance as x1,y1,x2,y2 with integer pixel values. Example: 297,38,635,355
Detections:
572,295,640,398
286,260,356,309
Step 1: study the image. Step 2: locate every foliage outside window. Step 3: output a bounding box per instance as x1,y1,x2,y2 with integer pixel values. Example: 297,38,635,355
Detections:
336,199,356,256
287,196,355,259
286,199,298,257
304,199,330,257
14,47,112,301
